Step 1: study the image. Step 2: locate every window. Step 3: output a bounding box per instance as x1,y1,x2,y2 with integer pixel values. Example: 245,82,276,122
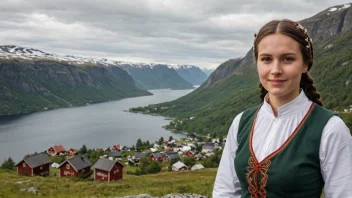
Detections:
23,163,26,168
40,166,43,170
66,164,70,169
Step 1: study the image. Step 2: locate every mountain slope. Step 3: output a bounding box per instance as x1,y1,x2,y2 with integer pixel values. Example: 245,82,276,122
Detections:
0,57,151,115
118,64,194,90
130,3,352,137
173,65,208,85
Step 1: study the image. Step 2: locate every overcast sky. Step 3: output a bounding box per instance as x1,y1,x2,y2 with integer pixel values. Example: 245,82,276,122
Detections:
0,0,350,69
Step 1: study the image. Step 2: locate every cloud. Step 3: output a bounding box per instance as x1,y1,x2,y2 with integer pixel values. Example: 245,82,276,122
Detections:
0,0,350,68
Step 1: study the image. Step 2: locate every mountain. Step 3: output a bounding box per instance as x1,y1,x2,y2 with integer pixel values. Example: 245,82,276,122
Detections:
0,46,152,115
173,65,208,86
116,63,194,90
202,68,215,76
130,3,352,137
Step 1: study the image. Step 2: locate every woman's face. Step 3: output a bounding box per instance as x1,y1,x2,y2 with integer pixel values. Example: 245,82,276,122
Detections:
257,33,308,102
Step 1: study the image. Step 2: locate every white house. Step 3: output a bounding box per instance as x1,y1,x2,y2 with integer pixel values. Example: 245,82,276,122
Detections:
172,161,188,171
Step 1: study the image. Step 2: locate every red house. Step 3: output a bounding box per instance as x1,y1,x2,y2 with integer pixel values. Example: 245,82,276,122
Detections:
150,152,164,162
66,148,77,156
111,144,120,151
47,145,66,156
58,156,92,178
16,153,52,176
183,151,195,157
93,158,125,182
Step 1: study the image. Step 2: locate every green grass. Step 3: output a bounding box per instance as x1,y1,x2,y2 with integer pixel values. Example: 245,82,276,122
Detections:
0,168,217,198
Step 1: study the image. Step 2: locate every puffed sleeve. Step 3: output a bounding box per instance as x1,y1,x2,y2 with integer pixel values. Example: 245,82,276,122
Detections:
320,115,352,198
213,112,243,198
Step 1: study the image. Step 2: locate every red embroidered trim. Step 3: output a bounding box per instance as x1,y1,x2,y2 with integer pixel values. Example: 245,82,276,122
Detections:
246,103,315,198
246,157,271,198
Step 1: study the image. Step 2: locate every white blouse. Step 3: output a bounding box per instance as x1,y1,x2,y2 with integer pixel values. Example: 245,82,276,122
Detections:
213,91,352,198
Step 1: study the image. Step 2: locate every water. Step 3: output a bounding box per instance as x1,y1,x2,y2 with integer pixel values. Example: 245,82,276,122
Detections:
0,89,195,162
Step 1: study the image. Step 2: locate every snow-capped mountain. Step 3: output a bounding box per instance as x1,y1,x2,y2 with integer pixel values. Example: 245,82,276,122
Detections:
0,45,197,90
0,45,201,70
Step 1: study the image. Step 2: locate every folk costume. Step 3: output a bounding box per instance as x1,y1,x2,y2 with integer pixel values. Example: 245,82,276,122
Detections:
213,91,352,198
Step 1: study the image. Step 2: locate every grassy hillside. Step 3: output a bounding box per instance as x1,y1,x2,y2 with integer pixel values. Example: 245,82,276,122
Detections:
131,30,352,137
0,168,217,198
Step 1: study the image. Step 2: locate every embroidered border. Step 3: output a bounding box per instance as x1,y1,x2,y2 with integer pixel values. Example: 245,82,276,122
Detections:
246,103,315,198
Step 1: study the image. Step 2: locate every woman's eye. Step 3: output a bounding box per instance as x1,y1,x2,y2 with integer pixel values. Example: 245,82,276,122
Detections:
261,57,271,62
283,57,295,62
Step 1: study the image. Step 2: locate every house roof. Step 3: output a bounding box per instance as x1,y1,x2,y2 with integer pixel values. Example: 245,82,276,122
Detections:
172,161,187,169
166,153,178,160
16,153,52,168
151,152,163,158
202,144,215,150
52,145,66,152
191,164,204,170
112,144,120,150
93,158,124,171
134,152,147,159
58,156,92,171
107,151,122,157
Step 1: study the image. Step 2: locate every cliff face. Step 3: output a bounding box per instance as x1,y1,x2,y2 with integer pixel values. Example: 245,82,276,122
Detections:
204,3,352,87
174,66,208,86
119,64,194,90
0,58,151,115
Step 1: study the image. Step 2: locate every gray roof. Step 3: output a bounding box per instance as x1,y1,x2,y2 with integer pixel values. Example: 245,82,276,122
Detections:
202,144,215,150
165,152,178,160
59,156,92,171
151,152,163,158
16,153,52,168
164,150,176,155
93,158,125,171
107,151,122,157
134,152,147,159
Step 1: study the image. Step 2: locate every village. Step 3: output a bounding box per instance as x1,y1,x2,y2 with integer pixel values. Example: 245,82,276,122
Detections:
12,134,225,184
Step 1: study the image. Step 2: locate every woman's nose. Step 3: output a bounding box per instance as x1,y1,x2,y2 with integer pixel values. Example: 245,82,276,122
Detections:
271,60,282,75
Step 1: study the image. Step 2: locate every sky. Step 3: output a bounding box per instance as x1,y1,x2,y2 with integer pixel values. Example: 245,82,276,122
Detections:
0,0,350,69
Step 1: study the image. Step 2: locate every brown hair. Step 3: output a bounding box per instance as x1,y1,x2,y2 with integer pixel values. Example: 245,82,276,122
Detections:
254,19,322,106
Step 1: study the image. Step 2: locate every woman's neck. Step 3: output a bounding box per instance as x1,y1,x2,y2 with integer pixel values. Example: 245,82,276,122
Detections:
267,89,300,117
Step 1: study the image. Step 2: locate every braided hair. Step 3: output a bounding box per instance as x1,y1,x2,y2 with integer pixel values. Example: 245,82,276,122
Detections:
253,19,323,106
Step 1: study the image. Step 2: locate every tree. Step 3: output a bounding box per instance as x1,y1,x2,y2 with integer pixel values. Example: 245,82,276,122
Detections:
1,157,15,170
136,138,143,151
80,144,87,154
183,157,196,167
158,137,164,145
168,136,174,141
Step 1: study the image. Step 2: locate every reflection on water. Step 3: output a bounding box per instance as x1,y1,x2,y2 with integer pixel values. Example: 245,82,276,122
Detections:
0,88,195,162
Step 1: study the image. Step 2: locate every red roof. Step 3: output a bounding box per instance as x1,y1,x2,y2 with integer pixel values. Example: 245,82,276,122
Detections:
53,145,66,152
113,144,120,150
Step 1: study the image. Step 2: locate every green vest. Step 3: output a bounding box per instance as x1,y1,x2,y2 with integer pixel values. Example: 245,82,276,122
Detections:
234,103,335,198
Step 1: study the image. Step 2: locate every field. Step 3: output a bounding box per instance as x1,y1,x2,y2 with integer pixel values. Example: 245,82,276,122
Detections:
0,167,217,198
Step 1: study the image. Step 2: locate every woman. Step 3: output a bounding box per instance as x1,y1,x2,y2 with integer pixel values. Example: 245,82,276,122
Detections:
213,19,352,198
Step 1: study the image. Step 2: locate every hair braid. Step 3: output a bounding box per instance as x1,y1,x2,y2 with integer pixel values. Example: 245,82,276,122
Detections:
300,73,323,106
259,83,268,102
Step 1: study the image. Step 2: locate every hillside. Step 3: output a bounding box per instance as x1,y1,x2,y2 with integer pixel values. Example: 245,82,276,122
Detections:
173,65,208,86
0,56,151,115
0,168,217,197
118,63,194,90
130,3,352,137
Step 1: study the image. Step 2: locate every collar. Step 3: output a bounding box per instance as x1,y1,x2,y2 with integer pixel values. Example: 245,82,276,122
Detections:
261,90,312,118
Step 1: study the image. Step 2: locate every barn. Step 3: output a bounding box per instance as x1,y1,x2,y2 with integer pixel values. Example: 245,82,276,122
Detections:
16,153,52,176
47,145,66,156
93,158,125,182
150,152,164,162
58,156,92,178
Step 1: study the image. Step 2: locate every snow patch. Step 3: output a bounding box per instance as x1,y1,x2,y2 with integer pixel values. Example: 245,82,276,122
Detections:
343,4,351,9
329,7,337,12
